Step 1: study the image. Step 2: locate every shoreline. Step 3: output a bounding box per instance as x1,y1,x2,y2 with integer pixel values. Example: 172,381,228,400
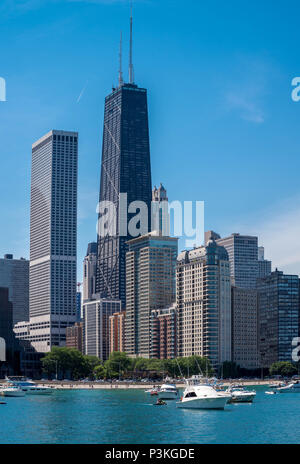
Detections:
28,379,278,390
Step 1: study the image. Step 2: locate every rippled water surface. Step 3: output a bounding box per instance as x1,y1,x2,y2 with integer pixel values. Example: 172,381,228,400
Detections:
0,386,299,444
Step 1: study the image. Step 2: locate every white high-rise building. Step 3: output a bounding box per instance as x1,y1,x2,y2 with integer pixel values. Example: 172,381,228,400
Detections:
14,130,78,352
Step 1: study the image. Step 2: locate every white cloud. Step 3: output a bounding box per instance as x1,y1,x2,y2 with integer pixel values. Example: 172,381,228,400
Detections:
222,55,273,124
225,92,264,124
232,195,300,276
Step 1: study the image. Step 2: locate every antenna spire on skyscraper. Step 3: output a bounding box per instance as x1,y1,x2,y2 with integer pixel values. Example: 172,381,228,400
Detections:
129,1,134,84
119,31,124,87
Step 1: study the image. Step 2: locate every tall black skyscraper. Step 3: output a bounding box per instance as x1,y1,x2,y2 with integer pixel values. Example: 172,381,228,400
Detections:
96,13,152,307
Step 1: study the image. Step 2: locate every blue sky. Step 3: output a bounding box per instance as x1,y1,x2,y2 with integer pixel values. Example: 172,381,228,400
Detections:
1,0,300,280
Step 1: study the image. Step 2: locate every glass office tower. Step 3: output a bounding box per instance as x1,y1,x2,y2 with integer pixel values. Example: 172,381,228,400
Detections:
96,83,152,308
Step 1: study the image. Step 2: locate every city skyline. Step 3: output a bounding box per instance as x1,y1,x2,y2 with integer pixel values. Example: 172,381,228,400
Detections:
1,0,300,281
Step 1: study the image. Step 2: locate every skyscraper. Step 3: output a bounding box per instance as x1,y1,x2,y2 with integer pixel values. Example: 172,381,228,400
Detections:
176,239,231,368
96,14,152,308
83,297,121,360
152,184,170,236
217,234,258,289
125,234,178,358
0,254,29,324
82,242,97,303
258,246,272,279
257,270,299,368
15,130,78,352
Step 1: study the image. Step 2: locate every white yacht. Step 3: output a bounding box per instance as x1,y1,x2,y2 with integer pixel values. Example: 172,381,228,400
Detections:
158,383,178,400
277,381,300,393
176,376,231,410
0,385,25,397
6,377,54,395
226,386,256,403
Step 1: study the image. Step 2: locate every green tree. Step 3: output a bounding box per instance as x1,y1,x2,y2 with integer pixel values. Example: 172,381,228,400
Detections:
105,352,133,379
270,361,297,377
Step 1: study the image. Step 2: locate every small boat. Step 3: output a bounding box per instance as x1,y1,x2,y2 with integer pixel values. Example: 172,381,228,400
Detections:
158,383,178,400
145,386,160,396
155,399,167,406
0,386,25,397
176,376,231,410
6,376,53,395
277,381,300,393
265,391,278,395
226,386,256,403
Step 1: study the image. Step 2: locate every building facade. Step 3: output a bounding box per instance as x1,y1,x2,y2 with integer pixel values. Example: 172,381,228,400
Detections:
152,183,169,236
83,242,97,303
125,234,178,358
96,82,152,309
231,287,259,370
15,130,78,352
0,287,21,375
109,311,126,354
0,254,29,325
83,297,121,360
66,322,83,353
257,270,299,368
217,234,258,289
176,239,231,368
258,246,272,279
150,303,177,359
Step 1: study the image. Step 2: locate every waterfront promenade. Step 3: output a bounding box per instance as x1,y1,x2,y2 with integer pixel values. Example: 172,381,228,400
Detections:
11,379,280,390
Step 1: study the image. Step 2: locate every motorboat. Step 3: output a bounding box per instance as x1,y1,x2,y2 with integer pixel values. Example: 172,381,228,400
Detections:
6,376,53,395
277,381,300,393
158,383,178,400
0,386,25,397
226,386,256,403
145,386,160,396
176,375,231,410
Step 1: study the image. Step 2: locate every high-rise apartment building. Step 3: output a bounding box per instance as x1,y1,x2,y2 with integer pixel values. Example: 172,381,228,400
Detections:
176,239,231,367
125,234,178,358
258,246,272,279
83,242,97,303
0,254,29,324
83,297,121,360
150,303,177,359
217,234,258,289
15,130,78,353
109,311,126,354
96,17,152,309
257,270,299,368
231,287,259,370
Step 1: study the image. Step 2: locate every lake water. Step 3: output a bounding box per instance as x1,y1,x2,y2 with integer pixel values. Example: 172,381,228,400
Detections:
1,386,299,444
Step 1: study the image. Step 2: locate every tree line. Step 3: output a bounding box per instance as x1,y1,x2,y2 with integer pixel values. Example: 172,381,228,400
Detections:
41,348,299,380
41,348,214,380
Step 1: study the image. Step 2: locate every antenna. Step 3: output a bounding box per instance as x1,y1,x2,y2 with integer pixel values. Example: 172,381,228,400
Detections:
129,2,134,84
119,31,123,87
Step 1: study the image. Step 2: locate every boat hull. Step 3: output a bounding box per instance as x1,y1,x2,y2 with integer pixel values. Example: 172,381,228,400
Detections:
176,396,229,410
24,388,53,395
278,388,300,393
0,390,25,397
158,391,178,400
229,393,256,403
